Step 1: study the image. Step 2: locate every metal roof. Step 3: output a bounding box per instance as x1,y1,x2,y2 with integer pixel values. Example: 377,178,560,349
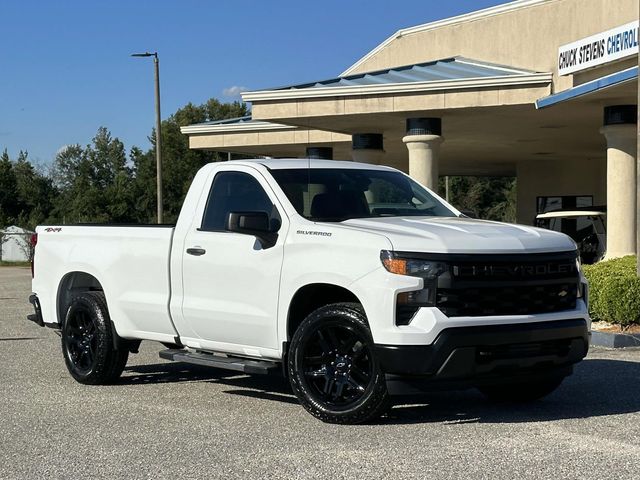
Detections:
179,115,299,135
536,66,637,109
183,57,548,134
196,115,253,126
273,57,538,91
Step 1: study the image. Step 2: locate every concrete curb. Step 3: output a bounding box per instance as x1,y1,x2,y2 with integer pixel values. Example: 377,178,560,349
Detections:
591,330,640,348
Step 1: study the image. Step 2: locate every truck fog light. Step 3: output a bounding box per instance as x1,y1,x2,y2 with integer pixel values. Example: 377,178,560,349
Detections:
395,281,438,326
397,285,436,306
382,251,449,326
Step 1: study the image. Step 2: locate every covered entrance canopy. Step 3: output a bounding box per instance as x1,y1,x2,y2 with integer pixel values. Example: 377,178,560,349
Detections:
184,56,555,175
182,115,353,159
181,0,638,258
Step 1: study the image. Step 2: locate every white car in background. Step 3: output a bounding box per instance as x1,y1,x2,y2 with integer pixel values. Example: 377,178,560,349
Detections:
536,208,606,264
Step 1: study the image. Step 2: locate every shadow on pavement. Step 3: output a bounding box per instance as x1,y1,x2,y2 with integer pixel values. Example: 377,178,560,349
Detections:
223,389,299,405
0,337,42,341
121,358,640,424
384,358,640,425
121,362,241,385
216,374,298,403
123,360,297,399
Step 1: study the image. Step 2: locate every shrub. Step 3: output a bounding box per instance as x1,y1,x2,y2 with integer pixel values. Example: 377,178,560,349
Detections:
583,255,640,328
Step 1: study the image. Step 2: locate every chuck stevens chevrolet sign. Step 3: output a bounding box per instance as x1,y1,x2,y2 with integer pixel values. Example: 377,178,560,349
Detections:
558,21,639,76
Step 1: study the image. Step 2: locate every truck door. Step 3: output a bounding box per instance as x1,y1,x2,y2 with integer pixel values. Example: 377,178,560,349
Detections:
181,166,286,352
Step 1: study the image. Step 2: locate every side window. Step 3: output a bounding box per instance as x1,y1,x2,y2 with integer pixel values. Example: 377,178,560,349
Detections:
201,171,274,231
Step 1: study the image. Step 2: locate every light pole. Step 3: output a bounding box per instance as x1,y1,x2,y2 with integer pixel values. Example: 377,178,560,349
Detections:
132,51,163,224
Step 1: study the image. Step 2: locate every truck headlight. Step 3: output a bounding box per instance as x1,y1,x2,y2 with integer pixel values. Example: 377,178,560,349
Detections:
380,251,447,279
381,251,448,324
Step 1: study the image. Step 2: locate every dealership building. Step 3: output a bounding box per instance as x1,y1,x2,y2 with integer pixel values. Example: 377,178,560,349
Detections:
181,0,638,258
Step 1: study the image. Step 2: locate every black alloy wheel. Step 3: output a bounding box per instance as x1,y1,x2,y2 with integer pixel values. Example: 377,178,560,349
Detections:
288,303,389,424
61,291,129,385
302,322,374,406
64,306,98,375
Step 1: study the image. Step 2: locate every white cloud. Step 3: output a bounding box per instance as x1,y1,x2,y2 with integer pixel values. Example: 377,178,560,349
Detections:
222,85,248,98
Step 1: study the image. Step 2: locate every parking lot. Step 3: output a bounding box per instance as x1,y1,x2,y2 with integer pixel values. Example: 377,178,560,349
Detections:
1,266,639,479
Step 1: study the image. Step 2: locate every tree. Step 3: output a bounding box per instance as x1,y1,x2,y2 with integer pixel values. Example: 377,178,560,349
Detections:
439,176,517,222
51,128,135,224
485,179,517,223
0,149,18,227
46,98,249,225
13,151,55,230
204,99,248,123
0,149,56,230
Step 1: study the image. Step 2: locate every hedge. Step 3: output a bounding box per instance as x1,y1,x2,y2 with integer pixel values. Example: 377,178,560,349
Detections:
582,255,640,329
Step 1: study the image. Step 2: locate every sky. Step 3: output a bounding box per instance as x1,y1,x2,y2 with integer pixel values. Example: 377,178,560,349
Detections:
0,0,511,165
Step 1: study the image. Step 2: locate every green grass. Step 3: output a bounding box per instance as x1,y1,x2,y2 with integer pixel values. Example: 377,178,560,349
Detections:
0,260,31,267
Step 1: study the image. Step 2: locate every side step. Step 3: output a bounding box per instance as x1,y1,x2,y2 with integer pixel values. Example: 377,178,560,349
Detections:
159,349,281,375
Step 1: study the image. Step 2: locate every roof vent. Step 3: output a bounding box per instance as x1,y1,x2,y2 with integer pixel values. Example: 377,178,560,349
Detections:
306,147,333,160
406,117,442,136
352,133,383,151
604,105,637,126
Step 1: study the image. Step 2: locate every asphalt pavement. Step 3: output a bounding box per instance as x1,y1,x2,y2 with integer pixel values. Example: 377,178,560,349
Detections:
1,266,639,479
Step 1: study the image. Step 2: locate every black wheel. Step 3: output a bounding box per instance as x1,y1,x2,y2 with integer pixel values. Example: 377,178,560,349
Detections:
478,377,564,403
288,302,389,424
61,291,129,385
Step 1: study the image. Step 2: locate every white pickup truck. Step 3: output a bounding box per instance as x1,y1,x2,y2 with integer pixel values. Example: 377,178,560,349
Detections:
28,159,590,424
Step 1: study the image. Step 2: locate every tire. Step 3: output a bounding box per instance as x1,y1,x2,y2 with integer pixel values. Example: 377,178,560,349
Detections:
61,291,129,385
478,376,564,403
288,302,389,424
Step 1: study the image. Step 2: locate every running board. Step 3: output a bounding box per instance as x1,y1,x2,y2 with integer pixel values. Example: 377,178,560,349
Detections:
159,349,280,375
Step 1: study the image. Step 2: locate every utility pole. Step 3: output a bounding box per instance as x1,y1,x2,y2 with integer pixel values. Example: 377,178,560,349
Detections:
132,52,163,224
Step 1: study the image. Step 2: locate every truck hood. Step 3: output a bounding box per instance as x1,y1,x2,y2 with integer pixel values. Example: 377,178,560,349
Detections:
340,217,577,254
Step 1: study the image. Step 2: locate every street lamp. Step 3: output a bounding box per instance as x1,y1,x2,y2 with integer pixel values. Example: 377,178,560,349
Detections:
132,51,163,224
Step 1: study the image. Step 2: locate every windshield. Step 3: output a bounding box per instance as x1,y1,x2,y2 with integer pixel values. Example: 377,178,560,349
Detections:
270,168,457,221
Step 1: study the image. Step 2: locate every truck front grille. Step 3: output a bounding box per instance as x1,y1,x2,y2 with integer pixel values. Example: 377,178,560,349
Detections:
437,283,578,317
434,251,580,318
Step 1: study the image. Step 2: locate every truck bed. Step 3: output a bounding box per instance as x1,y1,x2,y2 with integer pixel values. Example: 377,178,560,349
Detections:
32,225,178,343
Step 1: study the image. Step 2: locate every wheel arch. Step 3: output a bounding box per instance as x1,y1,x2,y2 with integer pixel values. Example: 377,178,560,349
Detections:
286,283,364,341
56,271,105,326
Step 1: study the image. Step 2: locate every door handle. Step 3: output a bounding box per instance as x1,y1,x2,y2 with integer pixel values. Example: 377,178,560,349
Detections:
186,247,206,256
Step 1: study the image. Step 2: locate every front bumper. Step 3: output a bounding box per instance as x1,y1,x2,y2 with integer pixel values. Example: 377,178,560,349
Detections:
375,318,589,394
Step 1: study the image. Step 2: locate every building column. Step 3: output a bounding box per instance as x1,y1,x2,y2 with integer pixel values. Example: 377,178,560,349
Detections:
600,105,637,259
402,118,443,191
351,133,384,164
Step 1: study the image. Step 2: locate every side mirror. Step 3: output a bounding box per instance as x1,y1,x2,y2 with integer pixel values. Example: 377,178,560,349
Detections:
226,211,281,248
